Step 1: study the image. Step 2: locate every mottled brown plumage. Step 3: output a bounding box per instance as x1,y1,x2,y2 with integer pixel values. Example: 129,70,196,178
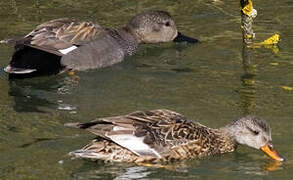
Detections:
66,110,233,163
66,109,285,163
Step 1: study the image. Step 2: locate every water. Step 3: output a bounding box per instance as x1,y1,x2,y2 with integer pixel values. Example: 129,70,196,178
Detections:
0,0,292,179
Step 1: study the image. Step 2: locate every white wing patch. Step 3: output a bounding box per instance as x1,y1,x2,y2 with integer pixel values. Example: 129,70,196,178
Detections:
58,46,77,54
108,134,162,158
113,126,134,131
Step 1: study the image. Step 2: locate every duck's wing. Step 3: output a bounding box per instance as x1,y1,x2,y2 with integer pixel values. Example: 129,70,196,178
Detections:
22,18,105,55
66,109,206,158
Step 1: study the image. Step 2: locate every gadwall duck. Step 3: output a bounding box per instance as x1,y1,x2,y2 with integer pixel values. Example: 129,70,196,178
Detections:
65,109,285,163
3,11,198,79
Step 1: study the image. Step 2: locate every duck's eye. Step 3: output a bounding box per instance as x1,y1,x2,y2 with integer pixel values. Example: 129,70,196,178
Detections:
253,130,259,135
165,21,170,26
247,126,259,135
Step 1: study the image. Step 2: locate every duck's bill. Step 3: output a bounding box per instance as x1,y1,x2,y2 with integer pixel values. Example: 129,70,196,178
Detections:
173,32,199,44
261,143,285,162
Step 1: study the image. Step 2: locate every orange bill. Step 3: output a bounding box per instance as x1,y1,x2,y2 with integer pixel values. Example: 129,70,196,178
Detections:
261,144,285,162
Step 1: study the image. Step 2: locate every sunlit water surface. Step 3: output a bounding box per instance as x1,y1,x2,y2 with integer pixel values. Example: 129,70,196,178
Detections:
0,0,292,179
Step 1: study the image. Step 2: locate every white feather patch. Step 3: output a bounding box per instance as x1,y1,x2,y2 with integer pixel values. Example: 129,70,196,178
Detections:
109,134,161,158
113,126,131,131
4,65,36,74
69,150,106,160
58,46,77,54
3,65,12,73
12,69,36,74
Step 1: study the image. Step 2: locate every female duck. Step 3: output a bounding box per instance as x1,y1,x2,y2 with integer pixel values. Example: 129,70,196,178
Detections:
65,109,285,163
3,11,197,79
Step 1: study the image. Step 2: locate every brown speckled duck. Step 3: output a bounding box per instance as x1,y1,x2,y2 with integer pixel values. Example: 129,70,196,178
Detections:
65,109,285,163
2,11,198,79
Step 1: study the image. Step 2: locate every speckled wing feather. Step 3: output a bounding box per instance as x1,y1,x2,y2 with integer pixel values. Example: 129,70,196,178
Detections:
24,18,104,53
66,109,233,161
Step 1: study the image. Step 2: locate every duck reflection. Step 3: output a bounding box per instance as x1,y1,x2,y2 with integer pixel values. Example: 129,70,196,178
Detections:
7,75,77,113
70,162,154,180
237,161,284,176
263,160,284,172
114,166,151,180
8,82,57,113
133,43,196,73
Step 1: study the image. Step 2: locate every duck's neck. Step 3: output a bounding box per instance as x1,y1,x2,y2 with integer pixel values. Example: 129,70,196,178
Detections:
207,127,237,153
182,126,237,158
107,27,139,56
219,124,239,146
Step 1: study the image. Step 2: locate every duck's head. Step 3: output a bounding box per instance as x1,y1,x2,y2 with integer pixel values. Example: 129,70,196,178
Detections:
126,11,198,44
223,115,285,162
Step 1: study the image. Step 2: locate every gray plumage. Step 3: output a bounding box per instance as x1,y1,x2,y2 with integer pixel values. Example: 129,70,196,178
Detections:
4,11,198,75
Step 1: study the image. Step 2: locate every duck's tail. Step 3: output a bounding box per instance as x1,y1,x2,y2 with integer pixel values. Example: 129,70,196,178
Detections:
0,39,15,44
4,45,64,79
0,37,27,45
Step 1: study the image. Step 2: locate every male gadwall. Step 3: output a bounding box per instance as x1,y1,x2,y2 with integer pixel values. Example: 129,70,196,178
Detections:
65,109,285,163
3,11,198,79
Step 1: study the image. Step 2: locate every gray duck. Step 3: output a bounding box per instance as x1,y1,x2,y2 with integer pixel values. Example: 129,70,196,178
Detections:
65,109,285,163
2,11,198,79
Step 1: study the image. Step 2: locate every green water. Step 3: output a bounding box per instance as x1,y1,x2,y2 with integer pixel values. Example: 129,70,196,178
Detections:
0,0,292,179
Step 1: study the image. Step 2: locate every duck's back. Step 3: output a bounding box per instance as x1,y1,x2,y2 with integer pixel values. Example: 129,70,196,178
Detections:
19,18,104,52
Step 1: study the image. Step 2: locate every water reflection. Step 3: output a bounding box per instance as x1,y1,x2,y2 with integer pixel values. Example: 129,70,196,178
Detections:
9,0,18,14
114,166,151,180
70,162,154,180
67,155,285,179
8,81,57,113
181,154,285,177
238,45,257,115
7,75,77,113
237,35,280,115
235,160,284,176
263,160,284,172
